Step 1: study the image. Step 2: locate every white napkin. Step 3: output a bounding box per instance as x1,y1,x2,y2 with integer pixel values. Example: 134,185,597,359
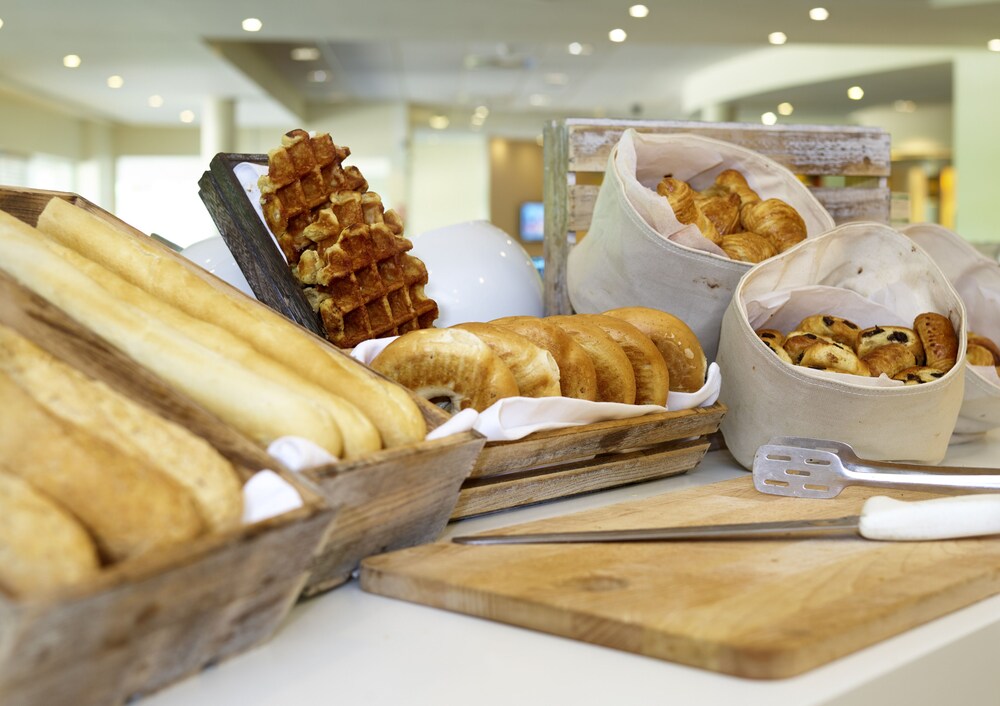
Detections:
352,336,722,442
240,437,340,524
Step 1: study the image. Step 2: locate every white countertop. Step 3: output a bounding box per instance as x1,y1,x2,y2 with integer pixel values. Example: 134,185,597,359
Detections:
145,432,1000,706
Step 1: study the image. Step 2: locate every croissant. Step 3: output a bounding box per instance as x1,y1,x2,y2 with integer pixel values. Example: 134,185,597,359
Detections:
697,191,742,236
966,343,995,367
740,198,807,252
720,231,776,264
656,177,721,244
861,342,917,378
714,169,761,207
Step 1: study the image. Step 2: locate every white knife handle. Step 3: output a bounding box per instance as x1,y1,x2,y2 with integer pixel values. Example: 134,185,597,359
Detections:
859,494,1000,541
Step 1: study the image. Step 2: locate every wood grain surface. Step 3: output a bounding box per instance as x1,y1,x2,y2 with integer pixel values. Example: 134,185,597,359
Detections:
362,475,1000,679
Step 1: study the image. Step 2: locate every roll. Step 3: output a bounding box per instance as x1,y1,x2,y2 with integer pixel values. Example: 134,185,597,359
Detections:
451,321,561,398
547,316,636,404
602,307,707,393
490,316,598,400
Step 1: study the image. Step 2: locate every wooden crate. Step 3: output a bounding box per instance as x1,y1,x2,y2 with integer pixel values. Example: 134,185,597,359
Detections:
542,118,893,315
451,402,726,519
0,187,485,603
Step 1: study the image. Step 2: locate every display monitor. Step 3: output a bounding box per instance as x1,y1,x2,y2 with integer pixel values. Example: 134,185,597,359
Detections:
519,201,544,242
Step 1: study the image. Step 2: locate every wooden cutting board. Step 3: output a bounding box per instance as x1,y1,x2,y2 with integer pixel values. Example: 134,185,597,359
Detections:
360,476,1000,679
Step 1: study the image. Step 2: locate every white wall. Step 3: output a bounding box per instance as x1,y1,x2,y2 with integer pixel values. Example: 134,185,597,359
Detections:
405,130,490,238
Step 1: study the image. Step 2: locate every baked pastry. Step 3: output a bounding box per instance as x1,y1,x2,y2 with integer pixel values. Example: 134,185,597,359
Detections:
548,316,636,404
371,328,519,412
756,329,794,364
862,342,917,378
795,314,861,350
0,467,101,596
740,198,807,253
714,169,761,207
574,314,670,406
656,177,721,244
782,331,834,365
799,341,869,375
258,129,438,348
720,231,777,264
968,332,1000,364
696,191,742,237
490,316,599,400
451,322,561,398
914,312,958,372
602,307,707,393
892,366,947,385
856,325,925,364
967,343,996,367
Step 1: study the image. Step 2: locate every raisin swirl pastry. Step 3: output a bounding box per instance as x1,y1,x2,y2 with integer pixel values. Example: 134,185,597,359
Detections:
914,312,958,372
856,325,926,364
795,314,861,350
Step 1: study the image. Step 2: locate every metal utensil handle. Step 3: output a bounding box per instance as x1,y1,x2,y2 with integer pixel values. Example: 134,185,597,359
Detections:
845,457,1000,476
842,466,1000,493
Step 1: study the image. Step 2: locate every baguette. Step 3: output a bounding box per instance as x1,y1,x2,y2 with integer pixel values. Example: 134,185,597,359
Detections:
37,198,427,447
0,209,345,457
0,324,244,531
0,372,204,562
0,466,101,596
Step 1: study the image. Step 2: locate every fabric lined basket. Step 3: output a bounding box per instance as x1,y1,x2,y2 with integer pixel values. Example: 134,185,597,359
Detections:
717,221,967,470
567,129,835,360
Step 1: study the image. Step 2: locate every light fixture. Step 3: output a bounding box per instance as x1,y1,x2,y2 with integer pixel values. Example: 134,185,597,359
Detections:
148,95,164,108
568,42,583,55
106,75,124,89
0,18,5,30
474,105,489,118
777,102,794,116
429,114,449,130
609,28,627,42
809,7,829,21
629,4,649,18
761,112,778,126
63,54,82,68
308,70,329,82
988,38,1000,52
291,46,321,61
241,17,262,32
179,110,195,123
847,85,864,100
768,32,787,45
894,99,917,113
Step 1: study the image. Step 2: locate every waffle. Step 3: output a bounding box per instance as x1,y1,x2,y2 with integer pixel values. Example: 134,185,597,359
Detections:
259,129,438,348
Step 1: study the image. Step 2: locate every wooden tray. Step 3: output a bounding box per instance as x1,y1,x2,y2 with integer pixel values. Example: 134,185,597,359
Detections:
362,475,1000,680
0,186,485,602
452,403,726,519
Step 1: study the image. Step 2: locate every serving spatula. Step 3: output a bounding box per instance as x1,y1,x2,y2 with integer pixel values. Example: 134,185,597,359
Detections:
752,436,1000,499
452,494,1000,545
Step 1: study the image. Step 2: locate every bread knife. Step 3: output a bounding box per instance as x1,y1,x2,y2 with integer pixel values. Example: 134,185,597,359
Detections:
452,494,1000,545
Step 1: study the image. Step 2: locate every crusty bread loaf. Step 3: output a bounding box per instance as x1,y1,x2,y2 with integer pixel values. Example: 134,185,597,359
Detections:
0,209,345,457
371,328,519,412
35,197,426,448
490,316,598,401
0,324,244,531
602,307,707,393
0,372,204,562
548,316,636,404
0,466,101,596
451,322,561,398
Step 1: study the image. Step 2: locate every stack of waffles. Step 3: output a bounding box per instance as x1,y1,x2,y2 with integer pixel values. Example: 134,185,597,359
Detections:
258,129,438,348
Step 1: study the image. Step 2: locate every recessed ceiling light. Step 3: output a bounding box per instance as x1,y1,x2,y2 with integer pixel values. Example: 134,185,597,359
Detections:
291,46,321,61
308,70,329,82
568,42,583,55
429,115,449,130
63,54,82,68
847,85,864,100
0,18,5,30
629,4,649,18
777,102,794,116
241,17,262,32
474,105,490,118
768,32,787,45
609,28,627,42
179,110,195,123
809,8,829,21
148,95,164,108
106,75,124,89
988,38,1000,51
761,112,778,126
894,99,917,113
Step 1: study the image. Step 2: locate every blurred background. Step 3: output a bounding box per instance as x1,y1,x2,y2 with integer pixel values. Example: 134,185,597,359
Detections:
0,0,996,255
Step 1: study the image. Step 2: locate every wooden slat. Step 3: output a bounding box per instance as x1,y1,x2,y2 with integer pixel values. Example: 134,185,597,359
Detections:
543,121,572,317
564,118,892,176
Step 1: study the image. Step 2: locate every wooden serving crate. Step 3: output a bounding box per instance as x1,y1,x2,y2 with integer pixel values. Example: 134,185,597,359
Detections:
541,118,893,316
0,187,485,605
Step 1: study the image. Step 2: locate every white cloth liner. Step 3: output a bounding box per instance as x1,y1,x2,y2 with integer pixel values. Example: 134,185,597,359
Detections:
240,436,339,524
567,129,836,361
902,223,1000,437
717,221,967,470
352,336,722,442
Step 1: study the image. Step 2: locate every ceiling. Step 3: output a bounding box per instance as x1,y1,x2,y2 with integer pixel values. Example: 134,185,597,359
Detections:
0,0,997,133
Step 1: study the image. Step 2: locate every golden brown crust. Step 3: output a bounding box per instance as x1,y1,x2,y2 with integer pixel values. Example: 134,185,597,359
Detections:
695,191,742,237
714,169,761,207
861,342,917,378
756,329,785,346
856,325,925,364
0,467,101,596
740,198,807,253
575,314,670,406
914,312,959,372
756,331,794,364
489,316,598,400
892,366,947,385
968,332,1000,364
601,307,707,393
656,177,721,244
371,328,518,412
548,316,637,404
782,331,833,365
720,231,777,264
451,322,561,398
795,314,862,350
967,343,996,367
799,342,868,375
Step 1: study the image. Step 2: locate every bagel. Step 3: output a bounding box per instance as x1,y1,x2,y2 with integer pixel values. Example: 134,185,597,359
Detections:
794,314,861,350
547,316,636,404
602,307,707,393
370,328,519,413
574,314,669,406
451,322,560,398
914,312,958,372
489,316,598,400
